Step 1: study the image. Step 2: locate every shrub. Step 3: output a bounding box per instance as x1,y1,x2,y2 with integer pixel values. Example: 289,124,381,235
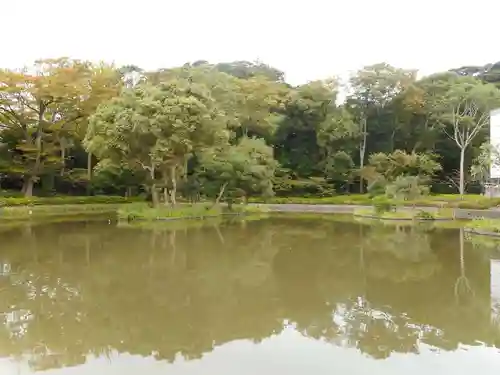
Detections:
367,177,387,197
372,196,395,214
273,177,335,197
415,210,435,220
385,175,429,201
0,190,24,197
118,203,224,221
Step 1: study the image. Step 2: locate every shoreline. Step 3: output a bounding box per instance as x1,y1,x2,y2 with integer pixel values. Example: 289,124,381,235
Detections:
464,228,500,237
0,204,124,220
251,203,500,219
124,212,247,222
4,202,500,223
351,213,453,221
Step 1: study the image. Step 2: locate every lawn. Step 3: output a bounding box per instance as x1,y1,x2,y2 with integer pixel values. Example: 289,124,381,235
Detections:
0,204,124,219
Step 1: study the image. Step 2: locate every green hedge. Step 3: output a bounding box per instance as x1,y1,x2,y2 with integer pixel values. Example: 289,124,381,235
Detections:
0,195,143,207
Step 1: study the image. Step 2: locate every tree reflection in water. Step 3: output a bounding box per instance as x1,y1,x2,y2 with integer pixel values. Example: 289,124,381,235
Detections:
0,217,499,372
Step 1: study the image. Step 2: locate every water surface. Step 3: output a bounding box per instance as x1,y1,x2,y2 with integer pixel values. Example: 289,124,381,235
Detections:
1,217,499,374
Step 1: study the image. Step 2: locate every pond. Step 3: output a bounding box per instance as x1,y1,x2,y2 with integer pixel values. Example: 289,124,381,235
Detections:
0,216,499,374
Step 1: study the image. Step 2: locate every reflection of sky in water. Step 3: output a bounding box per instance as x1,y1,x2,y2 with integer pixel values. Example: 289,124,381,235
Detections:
492,260,500,324
1,327,499,375
1,263,12,276
2,309,33,337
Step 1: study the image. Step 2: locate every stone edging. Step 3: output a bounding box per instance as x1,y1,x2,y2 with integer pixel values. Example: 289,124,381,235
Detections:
464,228,500,237
254,204,500,219
353,213,453,221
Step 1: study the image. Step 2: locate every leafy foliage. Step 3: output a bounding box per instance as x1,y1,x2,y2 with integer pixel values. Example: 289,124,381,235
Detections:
385,175,429,201
2,57,500,201
197,137,278,203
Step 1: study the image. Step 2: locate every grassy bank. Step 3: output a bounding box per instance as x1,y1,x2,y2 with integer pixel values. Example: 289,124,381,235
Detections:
0,214,114,233
0,195,142,207
248,194,500,209
118,203,268,222
0,204,125,219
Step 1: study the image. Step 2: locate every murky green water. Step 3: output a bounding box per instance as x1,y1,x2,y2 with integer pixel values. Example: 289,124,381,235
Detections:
1,217,500,374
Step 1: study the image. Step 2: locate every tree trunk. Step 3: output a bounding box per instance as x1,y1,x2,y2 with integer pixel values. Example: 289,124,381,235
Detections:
215,182,228,205
459,147,465,197
149,164,159,207
23,177,35,198
162,171,170,206
85,152,93,196
60,146,66,176
359,117,367,194
170,165,177,206
87,152,92,180
390,129,396,152
151,184,160,207
26,107,45,198
163,188,170,206
24,132,43,198
359,145,366,194
183,156,188,182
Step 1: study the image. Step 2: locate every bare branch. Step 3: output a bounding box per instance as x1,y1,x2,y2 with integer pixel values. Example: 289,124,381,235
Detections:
137,159,153,172
15,92,39,113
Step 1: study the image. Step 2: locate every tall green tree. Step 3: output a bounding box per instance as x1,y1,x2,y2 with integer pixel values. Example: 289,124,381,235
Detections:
197,137,278,205
275,80,339,177
317,108,358,189
347,63,417,192
85,79,229,206
0,58,119,196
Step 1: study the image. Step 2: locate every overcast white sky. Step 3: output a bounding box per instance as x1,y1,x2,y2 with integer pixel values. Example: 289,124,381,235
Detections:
3,0,499,84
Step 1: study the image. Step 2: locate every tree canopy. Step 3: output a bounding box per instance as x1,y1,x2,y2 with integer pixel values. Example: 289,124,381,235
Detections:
2,57,500,199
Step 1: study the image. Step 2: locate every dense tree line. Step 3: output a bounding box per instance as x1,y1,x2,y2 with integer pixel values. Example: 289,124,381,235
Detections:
2,58,500,202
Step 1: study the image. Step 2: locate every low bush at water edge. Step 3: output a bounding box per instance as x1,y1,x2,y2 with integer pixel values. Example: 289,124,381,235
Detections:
119,203,221,221
118,203,269,221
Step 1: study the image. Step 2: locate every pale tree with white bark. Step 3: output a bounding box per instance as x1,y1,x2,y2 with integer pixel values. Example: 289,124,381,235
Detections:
470,142,500,193
437,77,500,196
